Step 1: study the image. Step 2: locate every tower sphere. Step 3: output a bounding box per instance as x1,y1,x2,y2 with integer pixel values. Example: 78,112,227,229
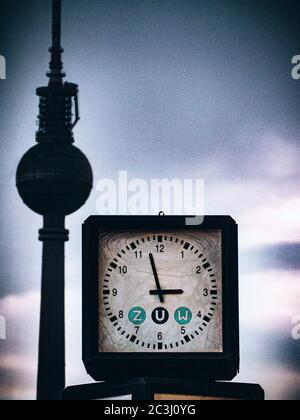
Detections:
16,0,93,217
16,142,93,216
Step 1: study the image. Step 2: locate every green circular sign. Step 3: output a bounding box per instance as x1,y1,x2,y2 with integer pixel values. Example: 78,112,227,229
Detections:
128,307,146,325
174,307,193,325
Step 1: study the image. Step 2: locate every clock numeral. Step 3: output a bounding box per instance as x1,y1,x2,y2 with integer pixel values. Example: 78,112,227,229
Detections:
158,332,163,341
203,288,209,297
156,245,165,253
112,289,118,297
196,266,202,274
119,311,124,319
197,311,202,318
118,266,128,274
135,327,140,334
181,251,185,259
135,251,142,259
181,327,186,335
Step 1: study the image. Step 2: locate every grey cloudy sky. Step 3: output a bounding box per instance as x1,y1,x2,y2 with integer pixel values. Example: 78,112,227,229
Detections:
0,0,300,399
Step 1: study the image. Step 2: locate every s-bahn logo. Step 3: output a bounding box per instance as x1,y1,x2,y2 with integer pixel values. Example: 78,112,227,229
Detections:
0,55,6,80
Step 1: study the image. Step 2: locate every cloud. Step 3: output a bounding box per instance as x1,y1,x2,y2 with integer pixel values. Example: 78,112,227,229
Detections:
236,363,300,401
258,136,300,180
278,337,300,374
0,292,40,321
240,270,300,333
0,292,39,400
241,243,300,272
240,198,300,249
0,289,93,399
206,177,300,249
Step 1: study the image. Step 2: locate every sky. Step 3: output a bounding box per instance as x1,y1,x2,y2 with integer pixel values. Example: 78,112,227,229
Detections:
0,0,300,400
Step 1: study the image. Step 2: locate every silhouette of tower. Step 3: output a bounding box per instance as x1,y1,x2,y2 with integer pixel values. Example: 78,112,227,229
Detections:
16,0,93,400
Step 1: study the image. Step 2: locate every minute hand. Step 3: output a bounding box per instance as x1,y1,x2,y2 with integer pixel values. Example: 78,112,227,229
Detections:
149,253,164,304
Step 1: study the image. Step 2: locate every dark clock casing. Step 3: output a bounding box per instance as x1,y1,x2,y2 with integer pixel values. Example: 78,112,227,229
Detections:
82,216,239,381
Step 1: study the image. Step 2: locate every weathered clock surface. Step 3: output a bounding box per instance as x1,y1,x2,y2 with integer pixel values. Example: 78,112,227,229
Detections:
98,231,222,353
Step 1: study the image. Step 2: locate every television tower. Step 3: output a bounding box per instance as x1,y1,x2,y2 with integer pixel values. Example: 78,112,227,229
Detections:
16,0,93,400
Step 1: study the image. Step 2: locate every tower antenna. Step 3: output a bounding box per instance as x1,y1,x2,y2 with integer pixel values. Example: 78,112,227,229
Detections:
48,0,65,83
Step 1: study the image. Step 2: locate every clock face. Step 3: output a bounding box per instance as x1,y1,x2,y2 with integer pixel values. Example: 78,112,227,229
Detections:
98,231,223,353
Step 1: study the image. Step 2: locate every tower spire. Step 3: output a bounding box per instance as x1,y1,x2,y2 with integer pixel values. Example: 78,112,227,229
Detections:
48,0,65,83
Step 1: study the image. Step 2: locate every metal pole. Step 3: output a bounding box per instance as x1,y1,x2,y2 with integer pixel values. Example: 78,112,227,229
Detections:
37,215,69,400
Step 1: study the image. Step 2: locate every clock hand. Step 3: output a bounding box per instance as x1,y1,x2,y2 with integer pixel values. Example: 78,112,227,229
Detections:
149,253,164,304
150,289,184,296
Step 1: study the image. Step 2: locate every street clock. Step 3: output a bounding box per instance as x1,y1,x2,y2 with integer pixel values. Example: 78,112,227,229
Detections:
83,216,239,381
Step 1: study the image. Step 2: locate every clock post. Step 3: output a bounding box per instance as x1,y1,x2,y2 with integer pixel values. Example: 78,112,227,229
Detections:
16,0,93,400
62,215,265,401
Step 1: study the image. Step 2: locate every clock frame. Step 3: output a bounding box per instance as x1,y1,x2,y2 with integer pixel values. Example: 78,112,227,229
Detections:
83,216,239,381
